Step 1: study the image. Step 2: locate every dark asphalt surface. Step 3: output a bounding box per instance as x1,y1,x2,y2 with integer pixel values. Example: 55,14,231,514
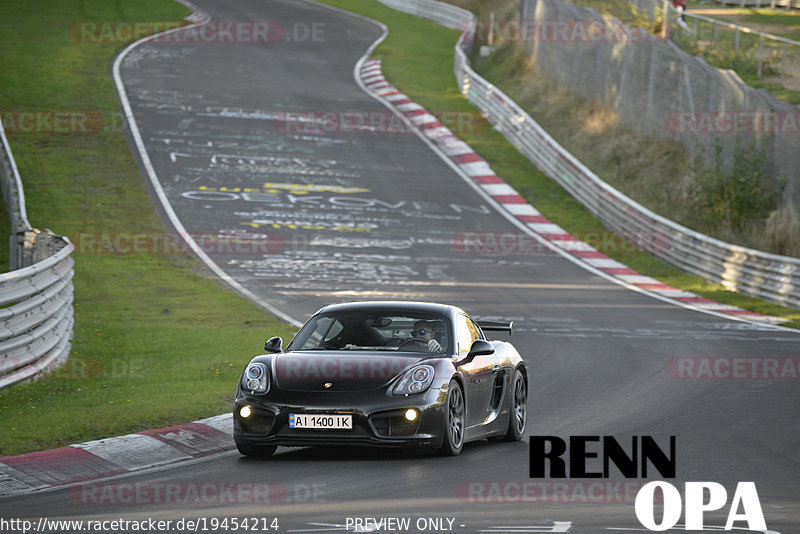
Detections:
2,0,799,532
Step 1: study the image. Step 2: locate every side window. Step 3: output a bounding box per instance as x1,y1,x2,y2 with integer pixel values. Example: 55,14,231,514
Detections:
297,317,342,349
466,317,483,342
455,315,480,355
322,319,344,344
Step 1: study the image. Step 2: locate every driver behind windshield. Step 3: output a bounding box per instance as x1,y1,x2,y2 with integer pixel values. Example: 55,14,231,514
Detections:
409,320,444,353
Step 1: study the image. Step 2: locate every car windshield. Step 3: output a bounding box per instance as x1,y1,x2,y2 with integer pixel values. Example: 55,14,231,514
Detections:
287,309,452,354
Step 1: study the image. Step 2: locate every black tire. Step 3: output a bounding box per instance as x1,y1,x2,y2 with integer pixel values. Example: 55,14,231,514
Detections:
502,369,526,441
439,381,465,456
235,442,277,457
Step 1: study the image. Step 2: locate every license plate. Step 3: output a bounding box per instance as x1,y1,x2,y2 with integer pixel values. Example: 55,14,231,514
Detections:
289,413,352,430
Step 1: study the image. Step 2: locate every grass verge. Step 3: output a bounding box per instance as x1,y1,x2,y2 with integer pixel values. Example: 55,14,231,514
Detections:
316,0,800,328
0,0,296,456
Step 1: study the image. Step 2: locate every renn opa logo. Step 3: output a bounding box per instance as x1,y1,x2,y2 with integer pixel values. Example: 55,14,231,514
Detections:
530,436,768,532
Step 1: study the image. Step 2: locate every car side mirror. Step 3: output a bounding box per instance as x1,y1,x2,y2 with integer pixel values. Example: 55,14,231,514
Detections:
264,336,283,353
456,339,494,366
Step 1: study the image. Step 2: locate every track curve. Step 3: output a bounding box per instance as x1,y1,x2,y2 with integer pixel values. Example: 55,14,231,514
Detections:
2,0,799,532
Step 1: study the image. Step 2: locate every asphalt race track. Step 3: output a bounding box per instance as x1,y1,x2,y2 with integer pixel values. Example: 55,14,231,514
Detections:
2,0,799,532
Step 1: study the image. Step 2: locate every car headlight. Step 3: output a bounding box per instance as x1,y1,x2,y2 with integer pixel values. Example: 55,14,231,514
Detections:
242,362,270,394
392,365,434,396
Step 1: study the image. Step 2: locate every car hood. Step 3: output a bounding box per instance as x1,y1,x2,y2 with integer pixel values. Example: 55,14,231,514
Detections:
271,351,426,391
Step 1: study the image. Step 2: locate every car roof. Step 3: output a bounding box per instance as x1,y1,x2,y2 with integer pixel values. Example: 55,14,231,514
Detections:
315,301,463,318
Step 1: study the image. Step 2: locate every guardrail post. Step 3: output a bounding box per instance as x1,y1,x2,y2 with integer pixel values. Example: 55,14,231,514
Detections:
9,232,21,271
20,229,36,268
661,0,669,38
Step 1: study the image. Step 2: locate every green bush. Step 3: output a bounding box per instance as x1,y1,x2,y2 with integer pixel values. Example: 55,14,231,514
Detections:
688,139,784,233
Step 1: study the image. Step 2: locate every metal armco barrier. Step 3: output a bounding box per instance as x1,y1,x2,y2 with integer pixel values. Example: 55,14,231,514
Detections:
378,0,800,309
0,115,75,388
709,0,800,8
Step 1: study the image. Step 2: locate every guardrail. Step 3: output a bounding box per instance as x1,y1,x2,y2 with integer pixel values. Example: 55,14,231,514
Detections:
377,0,800,309
0,115,75,388
707,0,800,9
1,115,31,272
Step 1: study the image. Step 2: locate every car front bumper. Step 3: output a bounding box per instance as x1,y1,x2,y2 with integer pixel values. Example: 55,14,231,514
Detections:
233,385,448,449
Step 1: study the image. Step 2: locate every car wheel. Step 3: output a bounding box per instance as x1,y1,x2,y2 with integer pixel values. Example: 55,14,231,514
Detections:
235,442,277,458
502,369,526,441
439,381,465,456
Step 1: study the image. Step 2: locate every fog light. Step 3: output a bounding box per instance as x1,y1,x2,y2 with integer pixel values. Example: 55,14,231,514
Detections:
240,406,252,418
404,409,418,421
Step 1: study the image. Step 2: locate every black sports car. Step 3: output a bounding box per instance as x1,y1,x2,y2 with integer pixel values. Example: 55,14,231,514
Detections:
233,301,527,457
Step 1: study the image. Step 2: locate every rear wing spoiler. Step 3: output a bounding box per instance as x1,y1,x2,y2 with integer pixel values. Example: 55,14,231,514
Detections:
477,320,513,336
